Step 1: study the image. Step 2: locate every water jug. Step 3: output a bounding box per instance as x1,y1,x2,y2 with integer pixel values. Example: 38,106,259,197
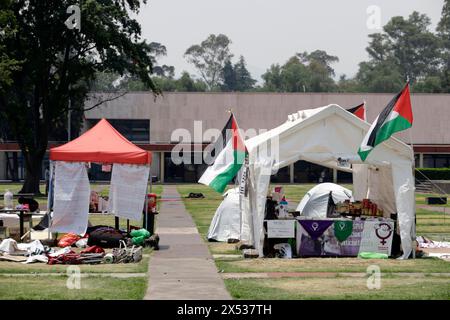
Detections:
3,190,13,209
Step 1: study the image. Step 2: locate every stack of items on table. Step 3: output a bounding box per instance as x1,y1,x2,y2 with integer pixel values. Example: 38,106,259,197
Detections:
265,186,294,220
335,199,384,218
262,186,296,259
0,225,159,265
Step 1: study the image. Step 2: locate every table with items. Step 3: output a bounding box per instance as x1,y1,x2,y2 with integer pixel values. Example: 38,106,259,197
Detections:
263,187,398,258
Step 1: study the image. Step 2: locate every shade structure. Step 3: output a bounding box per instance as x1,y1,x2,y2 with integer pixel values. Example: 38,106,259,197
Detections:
240,104,415,259
50,118,151,164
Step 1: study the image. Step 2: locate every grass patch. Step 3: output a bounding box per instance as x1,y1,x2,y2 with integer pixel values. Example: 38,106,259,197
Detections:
225,276,450,300
215,257,450,274
0,274,147,300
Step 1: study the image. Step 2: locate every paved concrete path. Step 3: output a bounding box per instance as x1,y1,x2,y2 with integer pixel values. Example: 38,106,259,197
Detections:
144,186,231,300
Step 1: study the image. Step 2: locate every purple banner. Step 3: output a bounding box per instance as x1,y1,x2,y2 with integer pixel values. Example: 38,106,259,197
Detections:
299,220,333,240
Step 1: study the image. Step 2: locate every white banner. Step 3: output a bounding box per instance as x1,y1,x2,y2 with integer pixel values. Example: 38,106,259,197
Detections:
108,164,150,221
359,220,394,255
51,162,90,235
267,220,296,238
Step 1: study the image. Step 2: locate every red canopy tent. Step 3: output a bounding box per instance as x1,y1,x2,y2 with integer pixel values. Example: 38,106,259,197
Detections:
50,118,152,164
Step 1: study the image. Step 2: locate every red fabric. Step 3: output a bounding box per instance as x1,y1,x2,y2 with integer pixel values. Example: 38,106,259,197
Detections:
81,246,105,254
50,118,152,164
58,233,81,248
353,105,366,121
393,83,413,124
231,115,246,153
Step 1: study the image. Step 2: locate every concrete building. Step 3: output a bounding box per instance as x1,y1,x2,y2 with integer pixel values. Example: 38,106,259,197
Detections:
1,92,449,183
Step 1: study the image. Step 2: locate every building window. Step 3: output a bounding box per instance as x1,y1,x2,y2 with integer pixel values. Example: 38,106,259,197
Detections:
422,154,450,168
164,152,207,183
88,119,150,142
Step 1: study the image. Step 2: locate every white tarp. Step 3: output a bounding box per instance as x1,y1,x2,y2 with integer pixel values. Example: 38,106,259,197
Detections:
108,163,150,221
296,183,353,218
240,104,415,259
51,161,90,235
207,188,241,242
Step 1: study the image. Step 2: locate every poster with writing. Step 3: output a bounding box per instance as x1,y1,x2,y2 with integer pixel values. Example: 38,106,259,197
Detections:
267,220,296,238
359,220,394,255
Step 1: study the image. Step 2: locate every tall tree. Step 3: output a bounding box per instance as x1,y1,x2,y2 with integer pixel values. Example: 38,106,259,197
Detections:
221,60,236,91
149,42,175,78
0,0,159,194
262,50,337,92
261,64,283,92
358,11,441,88
184,34,233,90
234,56,256,91
437,0,450,92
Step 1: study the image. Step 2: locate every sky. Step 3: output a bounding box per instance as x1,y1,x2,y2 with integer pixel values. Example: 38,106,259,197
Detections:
135,0,445,83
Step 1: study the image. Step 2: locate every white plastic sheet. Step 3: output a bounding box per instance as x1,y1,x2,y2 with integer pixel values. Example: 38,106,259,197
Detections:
207,188,241,242
51,161,90,235
108,164,150,221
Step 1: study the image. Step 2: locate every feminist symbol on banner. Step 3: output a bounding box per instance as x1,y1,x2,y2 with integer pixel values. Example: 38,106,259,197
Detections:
375,222,393,245
312,222,319,231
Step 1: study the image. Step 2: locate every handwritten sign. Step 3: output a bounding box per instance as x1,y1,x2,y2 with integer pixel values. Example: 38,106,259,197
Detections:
267,220,296,238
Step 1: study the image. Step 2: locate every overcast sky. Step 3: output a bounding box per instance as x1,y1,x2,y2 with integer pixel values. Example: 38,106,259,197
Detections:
135,0,445,83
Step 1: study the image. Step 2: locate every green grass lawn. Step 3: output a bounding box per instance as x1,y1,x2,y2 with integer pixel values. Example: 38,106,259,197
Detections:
0,275,147,300
225,276,450,300
215,256,450,273
178,183,450,300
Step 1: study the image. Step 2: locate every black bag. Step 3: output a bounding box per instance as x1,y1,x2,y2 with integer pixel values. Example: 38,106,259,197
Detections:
87,226,126,248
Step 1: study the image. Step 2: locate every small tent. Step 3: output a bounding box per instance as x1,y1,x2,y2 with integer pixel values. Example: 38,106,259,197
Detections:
48,119,152,234
296,183,353,218
207,188,241,242
240,104,415,259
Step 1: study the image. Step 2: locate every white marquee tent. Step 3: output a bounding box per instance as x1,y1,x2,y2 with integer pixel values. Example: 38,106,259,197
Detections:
239,104,415,259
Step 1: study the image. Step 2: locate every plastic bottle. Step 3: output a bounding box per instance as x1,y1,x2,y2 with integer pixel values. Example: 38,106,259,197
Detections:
3,190,13,209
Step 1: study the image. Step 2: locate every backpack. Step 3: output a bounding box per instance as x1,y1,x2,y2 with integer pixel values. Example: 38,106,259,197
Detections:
87,227,126,248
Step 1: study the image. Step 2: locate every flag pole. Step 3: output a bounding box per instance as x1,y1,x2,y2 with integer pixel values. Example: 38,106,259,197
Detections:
363,100,367,122
406,79,417,258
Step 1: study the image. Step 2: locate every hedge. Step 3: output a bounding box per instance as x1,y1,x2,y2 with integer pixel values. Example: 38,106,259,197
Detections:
416,168,450,180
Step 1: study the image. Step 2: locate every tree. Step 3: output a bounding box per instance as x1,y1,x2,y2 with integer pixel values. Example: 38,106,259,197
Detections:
0,1,159,194
175,72,207,92
262,50,338,92
149,42,175,78
221,60,236,91
261,64,283,91
221,56,256,91
298,50,339,77
356,59,405,92
437,0,450,92
184,34,233,90
0,0,20,89
358,11,441,87
234,56,256,91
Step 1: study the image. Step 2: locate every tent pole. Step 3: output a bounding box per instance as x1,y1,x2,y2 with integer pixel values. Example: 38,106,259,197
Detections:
143,165,150,230
47,160,55,240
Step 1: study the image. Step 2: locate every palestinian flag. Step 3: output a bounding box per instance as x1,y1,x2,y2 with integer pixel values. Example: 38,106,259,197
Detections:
199,114,247,193
358,82,413,161
347,102,366,121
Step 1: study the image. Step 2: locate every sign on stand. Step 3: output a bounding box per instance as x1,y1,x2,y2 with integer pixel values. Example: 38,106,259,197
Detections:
267,220,296,238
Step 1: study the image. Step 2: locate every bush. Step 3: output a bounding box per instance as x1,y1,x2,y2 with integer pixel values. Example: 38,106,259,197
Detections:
416,168,450,180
